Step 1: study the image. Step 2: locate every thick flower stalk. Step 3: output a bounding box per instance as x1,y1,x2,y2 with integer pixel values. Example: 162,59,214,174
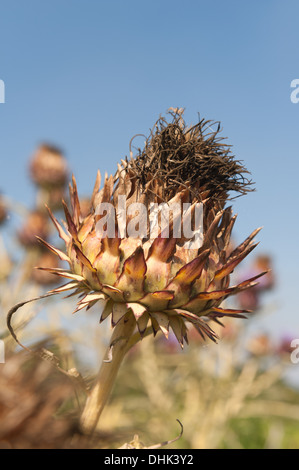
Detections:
7,110,266,434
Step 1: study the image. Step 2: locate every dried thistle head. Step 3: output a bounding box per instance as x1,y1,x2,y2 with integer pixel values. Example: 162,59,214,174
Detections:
6,110,268,437
126,108,254,202
17,210,50,247
0,349,75,449
29,144,68,188
8,110,265,353
31,249,61,285
14,111,266,348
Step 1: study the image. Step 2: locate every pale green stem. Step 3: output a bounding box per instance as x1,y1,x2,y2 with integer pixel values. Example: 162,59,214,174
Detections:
80,312,136,435
124,325,153,354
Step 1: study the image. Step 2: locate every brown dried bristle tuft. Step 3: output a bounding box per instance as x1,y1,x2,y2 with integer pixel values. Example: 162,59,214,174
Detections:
126,109,254,201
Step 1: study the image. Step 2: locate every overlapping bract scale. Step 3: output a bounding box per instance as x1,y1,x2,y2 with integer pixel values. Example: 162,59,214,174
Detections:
37,168,265,347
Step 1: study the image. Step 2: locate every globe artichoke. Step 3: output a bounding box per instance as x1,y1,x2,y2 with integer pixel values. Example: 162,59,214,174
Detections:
8,110,266,433
38,170,264,346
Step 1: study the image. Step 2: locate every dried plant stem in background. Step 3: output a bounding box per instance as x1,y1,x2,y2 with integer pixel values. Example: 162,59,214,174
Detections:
80,313,136,434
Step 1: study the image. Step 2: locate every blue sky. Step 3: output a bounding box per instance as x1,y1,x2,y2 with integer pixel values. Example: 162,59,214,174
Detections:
0,0,298,340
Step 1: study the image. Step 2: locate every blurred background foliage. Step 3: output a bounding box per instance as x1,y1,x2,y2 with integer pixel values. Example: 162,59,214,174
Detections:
0,145,299,449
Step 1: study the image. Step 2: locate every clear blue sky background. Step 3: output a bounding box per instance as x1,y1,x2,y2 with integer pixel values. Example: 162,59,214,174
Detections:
0,0,298,341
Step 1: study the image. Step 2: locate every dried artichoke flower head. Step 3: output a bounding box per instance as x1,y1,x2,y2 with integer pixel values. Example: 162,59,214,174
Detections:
8,109,265,435
8,109,264,353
